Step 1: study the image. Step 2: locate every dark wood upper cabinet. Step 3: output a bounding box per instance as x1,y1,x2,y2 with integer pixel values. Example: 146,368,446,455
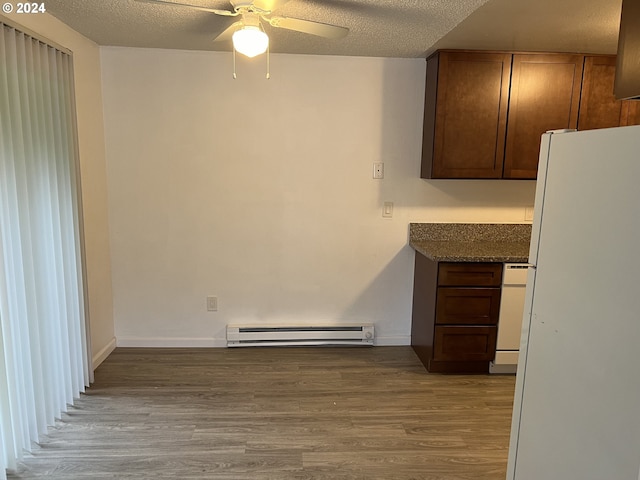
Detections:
621,101,640,126
422,51,585,180
421,51,511,179
503,54,584,179
579,56,640,130
421,50,638,180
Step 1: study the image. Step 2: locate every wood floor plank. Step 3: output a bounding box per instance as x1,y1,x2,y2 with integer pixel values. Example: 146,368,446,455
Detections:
8,347,515,479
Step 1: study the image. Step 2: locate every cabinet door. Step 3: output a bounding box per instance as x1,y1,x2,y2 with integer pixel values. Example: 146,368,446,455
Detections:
578,56,627,130
422,51,511,179
504,54,584,179
621,101,640,126
433,326,497,361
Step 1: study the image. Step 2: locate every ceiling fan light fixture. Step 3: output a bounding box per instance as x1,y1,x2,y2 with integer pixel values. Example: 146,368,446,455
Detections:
232,25,269,58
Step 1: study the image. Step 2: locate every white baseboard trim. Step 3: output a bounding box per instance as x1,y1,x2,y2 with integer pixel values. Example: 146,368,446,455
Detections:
115,335,410,348
116,337,227,348
375,335,411,346
92,337,116,369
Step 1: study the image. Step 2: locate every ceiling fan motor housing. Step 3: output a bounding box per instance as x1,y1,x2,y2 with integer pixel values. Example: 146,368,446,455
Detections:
231,0,269,14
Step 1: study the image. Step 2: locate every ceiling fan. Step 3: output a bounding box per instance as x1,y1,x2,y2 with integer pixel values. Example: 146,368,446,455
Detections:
136,0,349,58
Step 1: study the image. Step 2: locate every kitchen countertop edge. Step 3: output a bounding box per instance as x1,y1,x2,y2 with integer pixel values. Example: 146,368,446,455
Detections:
408,223,532,263
410,240,530,263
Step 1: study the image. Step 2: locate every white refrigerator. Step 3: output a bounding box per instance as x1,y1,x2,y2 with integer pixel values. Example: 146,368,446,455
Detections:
507,125,640,480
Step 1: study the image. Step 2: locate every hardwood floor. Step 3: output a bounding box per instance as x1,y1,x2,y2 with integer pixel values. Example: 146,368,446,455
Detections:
9,347,516,479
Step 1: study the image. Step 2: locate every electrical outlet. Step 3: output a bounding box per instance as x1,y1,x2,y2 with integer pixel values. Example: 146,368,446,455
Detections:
373,162,384,179
206,296,218,312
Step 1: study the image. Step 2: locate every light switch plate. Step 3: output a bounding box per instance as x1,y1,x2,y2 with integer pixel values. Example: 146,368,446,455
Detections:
383,201,393,218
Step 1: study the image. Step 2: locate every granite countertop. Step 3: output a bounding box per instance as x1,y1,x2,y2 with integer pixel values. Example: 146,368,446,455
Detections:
409,223,532,263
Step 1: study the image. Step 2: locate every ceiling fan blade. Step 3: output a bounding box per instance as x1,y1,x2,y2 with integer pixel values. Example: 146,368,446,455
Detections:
213,21,241,42
266,16,348,39
135,0,238,16
251,0,291,13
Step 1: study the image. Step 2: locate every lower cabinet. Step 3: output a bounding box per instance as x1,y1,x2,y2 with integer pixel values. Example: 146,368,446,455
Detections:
411,254,502,373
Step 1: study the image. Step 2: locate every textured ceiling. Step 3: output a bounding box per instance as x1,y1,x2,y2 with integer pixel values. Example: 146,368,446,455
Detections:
431,0,622,56
43,0,623,58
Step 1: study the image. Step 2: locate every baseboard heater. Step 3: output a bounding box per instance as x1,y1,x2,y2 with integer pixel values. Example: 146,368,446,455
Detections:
226,324,374,347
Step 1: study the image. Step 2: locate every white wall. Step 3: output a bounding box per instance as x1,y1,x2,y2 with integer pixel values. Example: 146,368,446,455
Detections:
2,13,115,367
100,47,536,347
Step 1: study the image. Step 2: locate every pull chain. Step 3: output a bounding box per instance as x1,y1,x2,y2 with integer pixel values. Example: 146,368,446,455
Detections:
266,43,270,79
231,46,271,79
233,48,237,79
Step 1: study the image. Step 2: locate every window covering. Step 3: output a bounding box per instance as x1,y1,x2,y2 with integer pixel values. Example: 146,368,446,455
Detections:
0,23,91,478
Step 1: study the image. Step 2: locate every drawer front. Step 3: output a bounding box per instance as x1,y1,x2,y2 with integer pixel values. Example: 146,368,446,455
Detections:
438,262,503,287
433,326,497,361
436,287,501,325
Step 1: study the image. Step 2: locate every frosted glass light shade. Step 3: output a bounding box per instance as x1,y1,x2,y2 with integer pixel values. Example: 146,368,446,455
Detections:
232,26,269,58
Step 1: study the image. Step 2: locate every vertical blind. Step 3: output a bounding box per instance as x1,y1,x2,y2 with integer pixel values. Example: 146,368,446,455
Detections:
0,23,91,478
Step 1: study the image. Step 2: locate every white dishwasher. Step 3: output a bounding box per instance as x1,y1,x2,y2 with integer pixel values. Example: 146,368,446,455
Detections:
490,263,528,374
